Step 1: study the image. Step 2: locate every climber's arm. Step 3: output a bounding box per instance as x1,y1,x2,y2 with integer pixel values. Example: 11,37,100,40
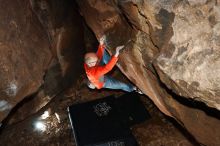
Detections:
96,44,105,60
96,36,106,60
96,56,118,76
96,45,124,76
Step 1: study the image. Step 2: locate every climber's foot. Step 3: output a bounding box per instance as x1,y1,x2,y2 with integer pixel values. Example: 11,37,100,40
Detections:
133,86,143,94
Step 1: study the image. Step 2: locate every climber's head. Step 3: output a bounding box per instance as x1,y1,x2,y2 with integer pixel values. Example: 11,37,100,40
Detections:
84,52,98,67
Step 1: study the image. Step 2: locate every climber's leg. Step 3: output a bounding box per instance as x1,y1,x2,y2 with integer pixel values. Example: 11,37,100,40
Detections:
103,76,135,92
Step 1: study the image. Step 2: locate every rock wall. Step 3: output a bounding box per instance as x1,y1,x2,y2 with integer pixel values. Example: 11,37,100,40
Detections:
0,0,219,145
30,0,85,88
0,0,52,123
75,0,220,145
0,0,85,125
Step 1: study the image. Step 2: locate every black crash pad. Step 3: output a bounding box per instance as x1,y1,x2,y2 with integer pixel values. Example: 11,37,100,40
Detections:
67,93,151,146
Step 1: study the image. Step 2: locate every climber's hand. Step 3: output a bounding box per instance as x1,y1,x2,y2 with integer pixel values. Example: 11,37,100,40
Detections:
115,45,124,57
87,81,96,89
99,35,106,45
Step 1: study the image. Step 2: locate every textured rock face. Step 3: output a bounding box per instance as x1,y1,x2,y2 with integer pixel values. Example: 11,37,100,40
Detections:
156,0,220,110
76,0,220,145
0,0,85,125
0,0,220,145
30,0,85,88
0,0,52,122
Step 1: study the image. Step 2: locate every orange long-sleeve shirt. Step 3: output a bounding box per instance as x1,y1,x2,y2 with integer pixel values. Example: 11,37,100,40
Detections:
84,44,118,89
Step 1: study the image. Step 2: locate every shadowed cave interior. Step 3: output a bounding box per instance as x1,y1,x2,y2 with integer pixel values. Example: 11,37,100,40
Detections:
0,0,220,146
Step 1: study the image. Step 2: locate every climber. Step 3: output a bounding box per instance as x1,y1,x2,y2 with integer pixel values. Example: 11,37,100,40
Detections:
84,35,142,94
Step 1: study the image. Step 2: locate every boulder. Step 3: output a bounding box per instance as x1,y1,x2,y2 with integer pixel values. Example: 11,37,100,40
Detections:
0,0,52,122
75,0,220,145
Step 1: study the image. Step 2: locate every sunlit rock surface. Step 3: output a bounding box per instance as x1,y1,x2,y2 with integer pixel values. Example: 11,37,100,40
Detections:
75,0,220,145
